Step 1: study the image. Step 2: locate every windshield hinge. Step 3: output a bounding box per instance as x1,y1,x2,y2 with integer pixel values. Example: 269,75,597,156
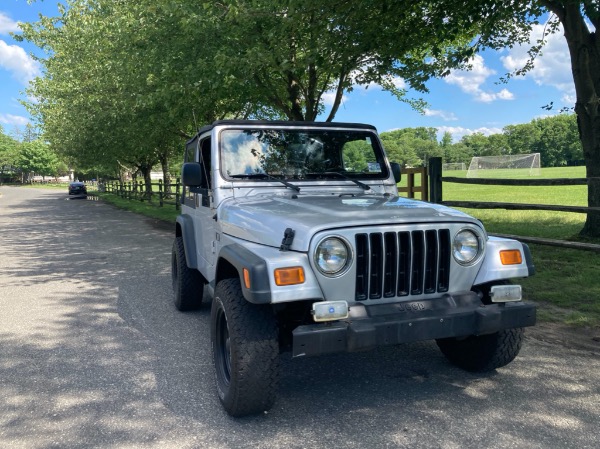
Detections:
280,228,295,251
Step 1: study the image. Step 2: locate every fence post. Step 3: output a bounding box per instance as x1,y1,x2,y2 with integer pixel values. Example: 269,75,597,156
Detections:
175,178,181,211
159,179,164,207
429,157,443,204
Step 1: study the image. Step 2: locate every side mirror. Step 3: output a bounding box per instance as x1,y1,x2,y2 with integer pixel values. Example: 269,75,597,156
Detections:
390,162,402,183
182,162,203,187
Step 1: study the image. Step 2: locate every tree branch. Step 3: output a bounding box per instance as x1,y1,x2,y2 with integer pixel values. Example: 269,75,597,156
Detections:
325,69,348,122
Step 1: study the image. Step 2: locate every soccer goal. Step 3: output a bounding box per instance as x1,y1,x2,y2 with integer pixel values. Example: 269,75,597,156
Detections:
442,162,466,171
466,153,541,178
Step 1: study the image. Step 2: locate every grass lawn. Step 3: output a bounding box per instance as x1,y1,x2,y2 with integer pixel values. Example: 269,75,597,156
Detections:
400,166,590,241
445,168,589,241
92,191,179,223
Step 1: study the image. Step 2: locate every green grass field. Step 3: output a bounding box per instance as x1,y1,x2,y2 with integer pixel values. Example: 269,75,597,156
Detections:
399,166,590,241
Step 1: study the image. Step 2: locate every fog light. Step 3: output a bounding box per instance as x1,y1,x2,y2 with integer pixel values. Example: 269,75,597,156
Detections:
312,301,349,322
490,285,522,302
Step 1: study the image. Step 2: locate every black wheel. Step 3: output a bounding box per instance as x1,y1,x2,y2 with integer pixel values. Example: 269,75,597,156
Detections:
211,278,279,417
171,236,205,311
436,328,525,372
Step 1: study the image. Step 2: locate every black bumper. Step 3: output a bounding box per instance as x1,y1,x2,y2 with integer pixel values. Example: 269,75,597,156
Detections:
292,292,536,357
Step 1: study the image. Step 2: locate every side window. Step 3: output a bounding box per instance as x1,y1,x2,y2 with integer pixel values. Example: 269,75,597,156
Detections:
183,141,199,207
185,142,196,163
199,138,212,189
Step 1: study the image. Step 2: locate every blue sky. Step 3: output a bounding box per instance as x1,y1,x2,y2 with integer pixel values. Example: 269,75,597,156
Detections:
1,0,578,142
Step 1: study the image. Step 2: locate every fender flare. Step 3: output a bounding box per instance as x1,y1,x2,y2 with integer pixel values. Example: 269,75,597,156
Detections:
176,214,198,269
218,244,271,304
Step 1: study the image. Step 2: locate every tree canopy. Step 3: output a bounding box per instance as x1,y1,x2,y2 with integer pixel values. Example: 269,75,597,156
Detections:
17,0,488,184
380,114,583,169
18,0,600,236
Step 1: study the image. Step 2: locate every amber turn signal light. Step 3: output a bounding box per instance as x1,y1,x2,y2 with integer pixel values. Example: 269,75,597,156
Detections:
274,267,305,286
243,268,251,289
500,250,522,265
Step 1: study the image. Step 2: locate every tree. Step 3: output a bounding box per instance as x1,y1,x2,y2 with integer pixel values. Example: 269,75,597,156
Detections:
533,114,582,166
440,131,453,149
504,123,542,156
380,128,441,166
17,140,59,182
444,142,474,165
19,0,484,185
0,126,19,184
541,2,600,236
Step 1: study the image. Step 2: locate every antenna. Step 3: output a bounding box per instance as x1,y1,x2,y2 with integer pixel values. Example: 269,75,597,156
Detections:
192,110,199,133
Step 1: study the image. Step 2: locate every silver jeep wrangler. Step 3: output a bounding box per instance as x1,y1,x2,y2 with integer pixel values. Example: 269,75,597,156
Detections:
172,120,536,417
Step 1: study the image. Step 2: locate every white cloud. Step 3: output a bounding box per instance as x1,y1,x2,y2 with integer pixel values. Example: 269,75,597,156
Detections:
424,108,458,121
349,68,407,92
0,39,41,84
387,76,406,90
501,23,574,102
322,91,348,106
0,113,29,126
436,125,502,142
0,12,20,35
445,55,515,103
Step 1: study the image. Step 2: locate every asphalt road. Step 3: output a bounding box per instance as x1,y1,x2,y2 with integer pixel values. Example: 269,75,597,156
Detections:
1,186,599,449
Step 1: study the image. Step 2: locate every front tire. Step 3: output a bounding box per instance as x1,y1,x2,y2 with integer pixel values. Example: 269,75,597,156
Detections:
171,236,205,311
211,278,279,417
436,328,524,372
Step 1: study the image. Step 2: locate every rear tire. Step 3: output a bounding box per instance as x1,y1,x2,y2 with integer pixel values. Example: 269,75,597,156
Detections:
171,236,205,311
436,328,524,372
211,278,279,417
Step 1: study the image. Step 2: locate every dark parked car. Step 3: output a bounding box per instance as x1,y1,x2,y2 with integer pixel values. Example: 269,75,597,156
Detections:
68,181,87,195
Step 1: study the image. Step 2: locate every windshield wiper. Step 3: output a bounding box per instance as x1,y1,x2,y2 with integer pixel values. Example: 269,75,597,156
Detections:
320,172,370,190
229,173,300,192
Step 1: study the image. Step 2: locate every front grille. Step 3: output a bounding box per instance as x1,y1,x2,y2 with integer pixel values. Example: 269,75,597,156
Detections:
355,230,451,301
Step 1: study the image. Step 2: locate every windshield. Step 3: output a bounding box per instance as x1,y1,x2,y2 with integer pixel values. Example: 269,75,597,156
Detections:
220,128,388,181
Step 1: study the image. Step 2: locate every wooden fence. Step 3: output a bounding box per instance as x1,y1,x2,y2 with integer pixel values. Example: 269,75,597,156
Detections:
426,157,600,251
399,167,428,200
99,168,430,210
102,178,181,210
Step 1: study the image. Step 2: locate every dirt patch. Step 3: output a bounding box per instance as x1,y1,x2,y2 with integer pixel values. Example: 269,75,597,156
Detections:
527,321,600,355
145,217,173,232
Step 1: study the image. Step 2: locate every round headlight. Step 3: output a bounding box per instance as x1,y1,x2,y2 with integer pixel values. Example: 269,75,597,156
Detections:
453,229,481,265
315,237,350,276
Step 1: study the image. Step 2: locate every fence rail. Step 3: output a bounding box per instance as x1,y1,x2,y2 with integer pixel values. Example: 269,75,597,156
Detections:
441,176,587,186
428,157,594,214
102,179,181,210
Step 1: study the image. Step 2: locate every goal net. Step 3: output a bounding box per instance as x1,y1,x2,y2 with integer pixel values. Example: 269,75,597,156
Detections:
442,162,466,171
466,153,541,178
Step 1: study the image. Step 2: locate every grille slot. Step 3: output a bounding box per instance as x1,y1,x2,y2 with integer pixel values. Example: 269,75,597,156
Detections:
355,229,451,301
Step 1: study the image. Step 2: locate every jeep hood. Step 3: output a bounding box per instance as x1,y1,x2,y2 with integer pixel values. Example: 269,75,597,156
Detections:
219,194,481,252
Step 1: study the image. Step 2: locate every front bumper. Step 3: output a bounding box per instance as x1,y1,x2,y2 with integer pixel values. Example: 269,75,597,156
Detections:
292,292,536,357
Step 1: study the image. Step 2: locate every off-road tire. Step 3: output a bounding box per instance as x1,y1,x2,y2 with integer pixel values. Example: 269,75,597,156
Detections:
436,328,524,372
211,278,279,417
171,236,205,311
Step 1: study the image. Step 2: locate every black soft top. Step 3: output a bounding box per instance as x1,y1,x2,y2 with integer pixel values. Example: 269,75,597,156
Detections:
186,120,377,146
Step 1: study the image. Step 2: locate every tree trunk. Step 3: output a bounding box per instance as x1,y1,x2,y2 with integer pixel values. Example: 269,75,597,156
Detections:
139,163,153,201
550,2,600,237
159,152,172,198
